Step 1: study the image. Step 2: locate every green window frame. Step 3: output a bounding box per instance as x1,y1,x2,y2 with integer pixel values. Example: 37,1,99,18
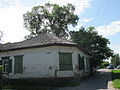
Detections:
78,54,85,70
59,53,73,70
14,55,23,74
2,56,12,73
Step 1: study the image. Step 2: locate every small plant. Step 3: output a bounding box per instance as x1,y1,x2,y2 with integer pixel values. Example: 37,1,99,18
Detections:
112,70,120,89
3,84,12,89
113,79,120,88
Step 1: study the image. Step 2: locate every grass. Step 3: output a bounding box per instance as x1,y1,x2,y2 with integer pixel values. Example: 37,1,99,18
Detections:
113,79,120,89
112,70,120,89
3,85,52,90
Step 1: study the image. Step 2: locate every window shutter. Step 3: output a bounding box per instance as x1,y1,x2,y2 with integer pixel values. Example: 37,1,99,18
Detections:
0,60,2,65
86,58,90,70
8,59,12,73
78,54,81,70
14,55,23,74
2,57,10,73
82,56,85,70
78,54,85,70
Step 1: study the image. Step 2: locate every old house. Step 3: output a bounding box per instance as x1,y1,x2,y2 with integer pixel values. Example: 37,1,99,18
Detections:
0,33,90,79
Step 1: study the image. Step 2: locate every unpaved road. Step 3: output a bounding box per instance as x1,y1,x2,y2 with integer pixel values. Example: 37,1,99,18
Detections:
55,69,111,90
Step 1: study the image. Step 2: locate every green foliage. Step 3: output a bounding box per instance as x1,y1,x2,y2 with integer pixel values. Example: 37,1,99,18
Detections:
3,79,80,90
101,61,109,68
3,85,13,89
112,70,120,88
111,54,120,67
113,79,120,88
70,26,113,68
112,70,120,80
0,65,3,70
23,3,79,39
112,70,120,73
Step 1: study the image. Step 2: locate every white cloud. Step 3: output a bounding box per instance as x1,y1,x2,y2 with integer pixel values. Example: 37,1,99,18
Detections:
0,6,30,43
96,21,120,55
111,45,120,49
80,18,92,23
110,45,120,54
0,0,92,43
73,18,92,30
96,21,120,37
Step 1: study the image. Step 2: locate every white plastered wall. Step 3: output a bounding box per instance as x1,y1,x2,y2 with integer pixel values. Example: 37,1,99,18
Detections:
0,46,90,79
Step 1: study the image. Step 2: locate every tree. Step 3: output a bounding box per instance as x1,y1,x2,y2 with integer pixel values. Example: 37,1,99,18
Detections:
0,31,3,42
70,26,113,68
0,30,3,90
23,3,79,39
111,54,120,67
101,61,109,68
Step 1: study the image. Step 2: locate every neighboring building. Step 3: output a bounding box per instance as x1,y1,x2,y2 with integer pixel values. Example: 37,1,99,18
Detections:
0,33,90,79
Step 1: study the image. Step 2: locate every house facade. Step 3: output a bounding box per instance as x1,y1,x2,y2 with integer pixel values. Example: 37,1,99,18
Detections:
0,33,90,79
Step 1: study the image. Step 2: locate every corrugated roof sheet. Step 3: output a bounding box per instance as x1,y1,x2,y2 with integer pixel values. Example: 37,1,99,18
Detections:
0,33,76,51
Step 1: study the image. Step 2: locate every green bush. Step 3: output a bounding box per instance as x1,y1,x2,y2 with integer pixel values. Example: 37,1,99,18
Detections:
112,70,120,80
112,70,120,89
113,79,120,88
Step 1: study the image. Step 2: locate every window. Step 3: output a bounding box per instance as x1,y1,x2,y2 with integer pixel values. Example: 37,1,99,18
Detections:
14,55,23,74
59,53,73,70
2,57,12,73
78,54,85,70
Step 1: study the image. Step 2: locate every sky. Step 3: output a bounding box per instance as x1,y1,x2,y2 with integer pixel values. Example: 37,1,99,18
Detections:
0,0,120,55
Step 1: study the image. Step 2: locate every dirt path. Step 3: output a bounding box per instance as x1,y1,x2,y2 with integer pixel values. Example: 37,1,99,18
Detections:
55,69,111,90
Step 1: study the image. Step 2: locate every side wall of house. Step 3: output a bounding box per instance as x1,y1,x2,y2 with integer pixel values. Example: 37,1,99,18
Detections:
0,46,90,79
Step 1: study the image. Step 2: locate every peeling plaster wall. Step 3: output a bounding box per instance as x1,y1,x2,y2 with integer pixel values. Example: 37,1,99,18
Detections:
0,46,90,79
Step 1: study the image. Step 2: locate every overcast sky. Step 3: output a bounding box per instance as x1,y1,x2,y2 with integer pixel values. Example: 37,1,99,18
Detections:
0,0,120,54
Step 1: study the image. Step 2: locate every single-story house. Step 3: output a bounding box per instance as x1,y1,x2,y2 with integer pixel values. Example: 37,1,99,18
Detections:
0,33,90,79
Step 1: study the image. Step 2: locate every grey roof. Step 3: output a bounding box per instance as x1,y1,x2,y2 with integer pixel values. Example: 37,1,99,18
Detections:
0,33,76,51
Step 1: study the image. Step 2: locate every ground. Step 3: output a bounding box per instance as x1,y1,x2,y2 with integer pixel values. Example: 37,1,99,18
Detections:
55,69,111,90
3,69,113,90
